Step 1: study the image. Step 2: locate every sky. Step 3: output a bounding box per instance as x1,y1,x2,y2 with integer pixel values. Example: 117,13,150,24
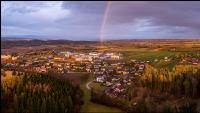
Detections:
1,1,200,41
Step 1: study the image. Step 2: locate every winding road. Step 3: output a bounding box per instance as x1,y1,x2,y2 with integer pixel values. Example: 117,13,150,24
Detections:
86,80,94,90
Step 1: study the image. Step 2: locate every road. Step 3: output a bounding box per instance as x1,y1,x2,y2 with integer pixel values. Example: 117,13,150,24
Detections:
86,80,94,90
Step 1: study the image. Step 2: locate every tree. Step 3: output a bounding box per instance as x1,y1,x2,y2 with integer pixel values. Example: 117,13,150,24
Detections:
2,72,83,113
17,72,21,76
191,77,198,97
13,94,19,112
67,95,73,111
41,99,46,113
183,79,191,97
136,99,147,113
60,102,65,113
12,70,16,76
163,105,173,113
178,102,197,113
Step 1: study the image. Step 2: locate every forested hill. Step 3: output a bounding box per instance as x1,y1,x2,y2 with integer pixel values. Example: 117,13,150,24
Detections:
1,71,84,113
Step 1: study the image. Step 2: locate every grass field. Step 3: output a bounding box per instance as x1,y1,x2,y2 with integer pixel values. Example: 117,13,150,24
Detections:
152,60,178,69
119,47,200,69
123,51,178,61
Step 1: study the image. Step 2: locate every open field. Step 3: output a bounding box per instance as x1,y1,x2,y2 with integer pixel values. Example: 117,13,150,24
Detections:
123,51,177,61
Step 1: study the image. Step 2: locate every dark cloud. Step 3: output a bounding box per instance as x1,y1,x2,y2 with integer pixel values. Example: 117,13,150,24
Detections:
107,1,200,30
1,1,200,40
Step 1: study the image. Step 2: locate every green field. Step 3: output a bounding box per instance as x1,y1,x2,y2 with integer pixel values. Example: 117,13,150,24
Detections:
123,51,178,61
116,46,199,60
119,47,200,69
152,59,178,69
80,74,123,112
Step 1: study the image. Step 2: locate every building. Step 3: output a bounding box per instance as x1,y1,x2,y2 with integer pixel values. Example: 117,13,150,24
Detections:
1,55,11,60
96,76,105,83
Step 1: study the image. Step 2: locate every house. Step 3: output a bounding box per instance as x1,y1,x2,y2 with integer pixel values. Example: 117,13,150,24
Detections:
135,72,139,76
89,52,100,59
113,83,125,93
101,67,106,71
131,59,137,62
114,86,124,93
146,60,150,63
1,55,11,60
96,76,105,83
127,82,131,85
182,57,200,64
111,55,121,60
122,71,129,75
35,66,47,73
117,70,123,74
54,57,64,61
60,51,72,57
164,57,169,61
106,81,113,86
11,56,18,60
154,59,158,62
139,64,144,70
86,68,92,72
112,76,120,82
123,79,128,84
110,63,115,66
94,64,101,69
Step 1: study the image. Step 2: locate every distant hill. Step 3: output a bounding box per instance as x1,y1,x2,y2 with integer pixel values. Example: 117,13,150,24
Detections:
1,37,34,41
1,37,98,49
1,35,50,40
1,37,200,49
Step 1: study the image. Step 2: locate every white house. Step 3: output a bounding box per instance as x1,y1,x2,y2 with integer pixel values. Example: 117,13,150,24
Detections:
111,55,121,60
96,76,105,83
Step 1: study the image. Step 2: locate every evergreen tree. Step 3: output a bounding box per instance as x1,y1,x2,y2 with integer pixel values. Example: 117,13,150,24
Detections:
41,99,46,113
60,102,65,113
191,77,198,97
12,70,16,76
13,94,19,112
183,79,191,96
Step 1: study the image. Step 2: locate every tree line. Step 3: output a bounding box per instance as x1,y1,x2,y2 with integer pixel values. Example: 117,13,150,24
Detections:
141,64,200,97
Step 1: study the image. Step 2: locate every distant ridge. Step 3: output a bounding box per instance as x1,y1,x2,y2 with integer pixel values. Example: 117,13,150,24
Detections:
1,37,34,41
2,35,200,42
1,37,98,49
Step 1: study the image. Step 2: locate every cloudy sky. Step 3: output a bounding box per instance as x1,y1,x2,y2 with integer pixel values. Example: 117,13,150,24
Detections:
1,1,200,40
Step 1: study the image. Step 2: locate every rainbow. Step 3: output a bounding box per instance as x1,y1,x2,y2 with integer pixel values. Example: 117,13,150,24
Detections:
99,1,112,42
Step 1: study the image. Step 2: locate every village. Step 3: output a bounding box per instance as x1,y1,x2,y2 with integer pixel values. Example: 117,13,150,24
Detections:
1,50,200,98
